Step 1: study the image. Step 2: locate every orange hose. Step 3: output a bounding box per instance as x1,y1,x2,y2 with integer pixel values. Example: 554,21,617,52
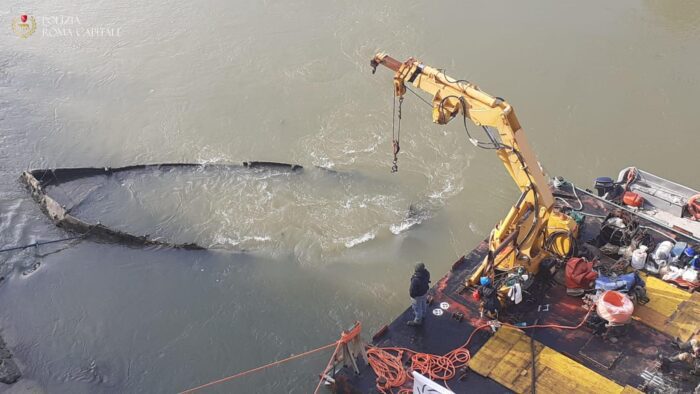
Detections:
504,304,594,331
366,324,489,393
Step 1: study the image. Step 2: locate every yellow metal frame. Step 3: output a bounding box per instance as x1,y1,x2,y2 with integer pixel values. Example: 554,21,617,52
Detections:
371,53,577,286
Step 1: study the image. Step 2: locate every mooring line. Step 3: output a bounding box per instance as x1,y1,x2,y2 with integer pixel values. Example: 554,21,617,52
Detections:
0,235,84,254
179,340,339,393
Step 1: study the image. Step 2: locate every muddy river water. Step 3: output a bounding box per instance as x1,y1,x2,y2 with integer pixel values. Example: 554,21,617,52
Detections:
1,1,699,392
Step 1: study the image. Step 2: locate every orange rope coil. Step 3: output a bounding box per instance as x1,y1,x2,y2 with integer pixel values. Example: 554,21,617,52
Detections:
366,341,475,393
367,347,408,392
411,347,470,380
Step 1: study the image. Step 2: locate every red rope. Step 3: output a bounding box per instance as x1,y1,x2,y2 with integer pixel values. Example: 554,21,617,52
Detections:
312,342,342,394
179,340,339,393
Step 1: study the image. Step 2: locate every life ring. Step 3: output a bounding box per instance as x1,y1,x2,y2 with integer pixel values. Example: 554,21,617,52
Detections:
688,194,700,221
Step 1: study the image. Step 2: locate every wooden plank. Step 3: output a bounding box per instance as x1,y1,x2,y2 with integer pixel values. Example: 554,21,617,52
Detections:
634,276,699,341
637,275,691,318
631,306,668,334
538,347,623,393
469,327,629,394
469,331,517,376
490,338,536,386
670,292,700,341
535,368,582,394
620,385,644,394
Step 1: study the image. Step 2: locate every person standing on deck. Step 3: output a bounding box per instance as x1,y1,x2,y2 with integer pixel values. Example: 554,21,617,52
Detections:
407,263,430,327
477,277,500,320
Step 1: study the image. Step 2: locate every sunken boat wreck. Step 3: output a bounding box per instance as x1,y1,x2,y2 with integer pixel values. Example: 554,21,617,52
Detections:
20,161,303,250
314,54,700,394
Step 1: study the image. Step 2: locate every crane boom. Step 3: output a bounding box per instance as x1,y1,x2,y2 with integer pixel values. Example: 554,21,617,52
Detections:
370,53,577,287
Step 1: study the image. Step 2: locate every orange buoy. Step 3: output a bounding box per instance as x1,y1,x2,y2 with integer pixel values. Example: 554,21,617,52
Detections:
623,191,644,207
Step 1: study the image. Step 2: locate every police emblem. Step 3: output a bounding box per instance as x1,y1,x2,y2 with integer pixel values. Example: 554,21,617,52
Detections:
12,15,37,38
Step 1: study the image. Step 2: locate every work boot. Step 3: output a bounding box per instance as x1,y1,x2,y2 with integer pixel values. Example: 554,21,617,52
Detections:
406,319,422,327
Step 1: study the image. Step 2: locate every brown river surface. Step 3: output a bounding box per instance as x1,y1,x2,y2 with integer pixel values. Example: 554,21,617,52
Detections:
0,1,699,392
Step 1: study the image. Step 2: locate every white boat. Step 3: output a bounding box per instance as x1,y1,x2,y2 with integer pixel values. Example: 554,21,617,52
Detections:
615,167,700,240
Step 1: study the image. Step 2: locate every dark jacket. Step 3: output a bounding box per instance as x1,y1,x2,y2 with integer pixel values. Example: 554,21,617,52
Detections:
478,284,501,312
409,268,431,298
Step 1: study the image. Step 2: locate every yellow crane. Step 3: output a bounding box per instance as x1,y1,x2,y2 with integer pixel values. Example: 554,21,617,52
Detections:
370,53,578,291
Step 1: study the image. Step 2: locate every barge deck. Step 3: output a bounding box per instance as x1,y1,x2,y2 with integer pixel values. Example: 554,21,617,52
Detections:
330,187,699,394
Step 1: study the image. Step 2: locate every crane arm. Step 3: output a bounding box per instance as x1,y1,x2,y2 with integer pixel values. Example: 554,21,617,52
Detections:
371,53,553,207
371,53,575,283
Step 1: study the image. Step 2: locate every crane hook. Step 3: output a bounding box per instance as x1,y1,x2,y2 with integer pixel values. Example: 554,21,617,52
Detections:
391,140,400,173
390,96,403,173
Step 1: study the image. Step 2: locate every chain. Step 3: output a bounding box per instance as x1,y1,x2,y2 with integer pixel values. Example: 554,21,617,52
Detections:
391,96,403,173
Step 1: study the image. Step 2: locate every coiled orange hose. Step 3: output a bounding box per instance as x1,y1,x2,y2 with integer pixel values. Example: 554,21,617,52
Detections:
366,324,488,393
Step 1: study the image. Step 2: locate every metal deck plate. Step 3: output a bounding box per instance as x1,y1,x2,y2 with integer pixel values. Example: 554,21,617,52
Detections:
578,335,623,370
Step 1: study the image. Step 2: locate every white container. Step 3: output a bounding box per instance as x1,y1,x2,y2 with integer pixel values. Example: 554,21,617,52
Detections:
631,245,648,270
653,241,674,264
682,269,698,282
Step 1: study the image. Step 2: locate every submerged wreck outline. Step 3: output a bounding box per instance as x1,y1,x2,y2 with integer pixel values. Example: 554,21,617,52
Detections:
21,162,303,250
